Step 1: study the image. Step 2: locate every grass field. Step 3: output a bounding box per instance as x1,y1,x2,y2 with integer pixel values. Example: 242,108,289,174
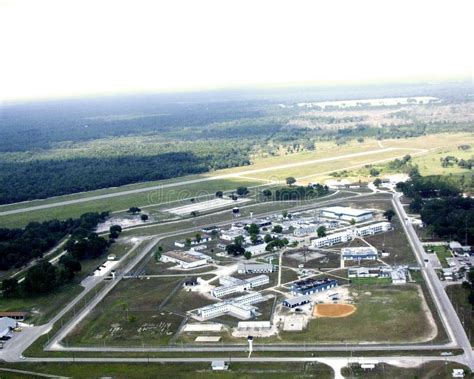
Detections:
0,361,334,379
3,132,472,229
278,284,434,343
342,361,472,379
0,178,260,228
446,284,474,346
430,246,453,268
66,277,213,347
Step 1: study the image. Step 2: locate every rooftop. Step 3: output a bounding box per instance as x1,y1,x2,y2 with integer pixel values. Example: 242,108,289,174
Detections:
322,206,373,217
162,250,204,263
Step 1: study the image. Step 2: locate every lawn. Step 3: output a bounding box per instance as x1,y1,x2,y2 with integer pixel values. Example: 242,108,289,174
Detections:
430,246,452,268
278,284,435,343
0,177,260,228
66,277,193,347
0,361,334,379
446,284,474,346
350,277,392,285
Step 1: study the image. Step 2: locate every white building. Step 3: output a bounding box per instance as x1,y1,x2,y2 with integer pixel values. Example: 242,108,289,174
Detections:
311,230,354,248
197,292,264,320
293,223,318,236
390,267,407,284
321,206,373,222
0,317,16,339
211,275,269,297
238,263,274,274
244,243,268,256
347,266,391,278
341,246,378,261
161,250,208,269
220,228,248,242
356,222,391,236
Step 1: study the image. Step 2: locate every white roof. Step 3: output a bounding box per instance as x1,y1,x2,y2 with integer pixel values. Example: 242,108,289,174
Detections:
322,206,372,217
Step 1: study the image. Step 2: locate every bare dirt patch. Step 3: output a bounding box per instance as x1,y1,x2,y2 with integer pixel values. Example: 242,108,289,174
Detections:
313,303,356,318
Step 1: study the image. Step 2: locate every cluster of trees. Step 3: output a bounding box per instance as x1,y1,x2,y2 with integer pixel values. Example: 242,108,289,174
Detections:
387,155,412,171
273,184,329,201
1,212,110,298
398,175,472,244
0,212,108,271
462,269,474,306
439,155,473,170
265,235,289,251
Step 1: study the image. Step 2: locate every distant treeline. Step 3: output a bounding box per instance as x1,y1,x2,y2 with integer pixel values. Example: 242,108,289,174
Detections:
0,92,472,204
272,184,329,201
0,212,109,270
1,212,111,298
0,151,251,204
397,174,473,244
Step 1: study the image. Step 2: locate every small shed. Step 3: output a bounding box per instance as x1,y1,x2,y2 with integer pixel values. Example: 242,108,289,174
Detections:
211,360,228,371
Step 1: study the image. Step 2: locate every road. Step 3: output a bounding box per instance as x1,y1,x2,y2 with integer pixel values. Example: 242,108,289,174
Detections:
0,147,407,217
391,191,474,368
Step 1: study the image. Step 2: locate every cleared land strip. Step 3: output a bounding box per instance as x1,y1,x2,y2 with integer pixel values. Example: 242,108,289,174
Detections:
0,147,408,217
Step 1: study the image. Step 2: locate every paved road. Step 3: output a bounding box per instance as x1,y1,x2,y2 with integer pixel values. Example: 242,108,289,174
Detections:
0,147,403,217
391,191,474,369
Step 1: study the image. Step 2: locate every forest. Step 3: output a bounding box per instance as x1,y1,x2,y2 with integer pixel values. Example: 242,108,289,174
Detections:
0,82,472,204
397,175,473,244
0,212,110,298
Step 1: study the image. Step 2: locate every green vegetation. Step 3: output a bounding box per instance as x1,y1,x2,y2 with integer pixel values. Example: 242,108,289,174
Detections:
279,285,433,343
446,284,474,345
0,361,334,379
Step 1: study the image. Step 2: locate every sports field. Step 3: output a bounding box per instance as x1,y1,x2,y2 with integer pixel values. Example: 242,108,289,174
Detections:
313,303,357,318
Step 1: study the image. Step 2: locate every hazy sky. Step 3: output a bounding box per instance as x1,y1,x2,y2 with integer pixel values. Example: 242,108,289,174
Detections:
0,0,472,101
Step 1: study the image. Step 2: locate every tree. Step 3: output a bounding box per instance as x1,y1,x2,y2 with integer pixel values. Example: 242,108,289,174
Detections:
282,210,288,219
373,178,382,188
226,244,245,256
264,234,273,243
128,207,141,214
1,278,18,298
109,231,119,239
190,198,195,203
286,177,296,186
317,225,327,238
247,223,260,235
369,168,380,177
185,238,192,247
190,211,198,217
215,191,224,198
262,189,272,200
140,214,149,221
244,251,252,260
272,225,283,233
109,225,122,234
234,235,245,246
250,234,259,245
383,209,396,221
350,218,356,225
195,233,202,243
236,187,249,196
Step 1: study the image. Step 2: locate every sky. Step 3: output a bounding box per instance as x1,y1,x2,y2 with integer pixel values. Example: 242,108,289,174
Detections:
0,0,472,101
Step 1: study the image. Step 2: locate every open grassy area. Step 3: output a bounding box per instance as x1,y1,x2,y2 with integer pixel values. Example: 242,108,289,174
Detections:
66,277,213,347
430,246,453,268
0,177,260,228
278,284,434,344
342,361,472,379
0,361,334,379
446,284,474,346
0,283,83,326
350,277,392,285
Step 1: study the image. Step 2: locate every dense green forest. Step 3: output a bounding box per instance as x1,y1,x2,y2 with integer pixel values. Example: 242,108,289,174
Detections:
0,212,108,271
1,212,110,298
397,174,473,244
0,83,471,204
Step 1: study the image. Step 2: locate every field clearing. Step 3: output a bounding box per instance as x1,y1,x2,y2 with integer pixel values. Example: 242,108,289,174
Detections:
66,277,199,346
0,177,259,228
277,284,435,343
245,148,420,182
313,303,356,318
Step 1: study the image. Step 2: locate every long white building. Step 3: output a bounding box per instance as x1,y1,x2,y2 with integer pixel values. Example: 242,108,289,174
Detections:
311,230,354,248
321,206,373,222
311,222,391,248
197,292,264,320
211,275,269,298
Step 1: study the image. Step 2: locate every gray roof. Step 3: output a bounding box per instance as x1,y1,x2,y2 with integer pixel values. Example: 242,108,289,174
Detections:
283,295,312,306
0,317,16,332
